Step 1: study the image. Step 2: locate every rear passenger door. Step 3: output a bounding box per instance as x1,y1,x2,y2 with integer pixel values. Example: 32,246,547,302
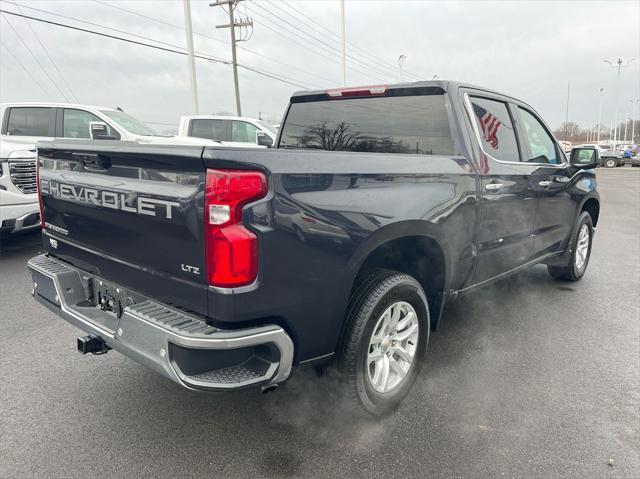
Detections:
2,107,56,140
466,94,538,283
514,106,575,258
189,119,227,142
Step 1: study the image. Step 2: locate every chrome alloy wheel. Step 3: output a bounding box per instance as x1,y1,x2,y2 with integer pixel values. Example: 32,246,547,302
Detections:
366,301,419,393
575,224,590,270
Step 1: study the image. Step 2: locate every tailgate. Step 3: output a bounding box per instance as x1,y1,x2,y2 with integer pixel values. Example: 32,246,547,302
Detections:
37,141,208,315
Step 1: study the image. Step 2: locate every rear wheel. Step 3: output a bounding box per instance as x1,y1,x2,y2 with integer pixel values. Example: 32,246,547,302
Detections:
604,158,616,168
333,269,429,417
548,212,593,281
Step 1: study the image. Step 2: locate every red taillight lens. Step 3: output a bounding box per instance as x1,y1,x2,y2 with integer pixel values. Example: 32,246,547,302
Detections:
36,158,44,228
204,169,267,287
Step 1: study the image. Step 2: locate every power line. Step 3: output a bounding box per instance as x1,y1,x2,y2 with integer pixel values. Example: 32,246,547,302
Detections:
280,0,422,81
248,1,388,82
253,0,410,83
90,0,332,86
244,3,388,83
13,1,79,102
0,9,314,90
0,39,51,96
1,13,70,101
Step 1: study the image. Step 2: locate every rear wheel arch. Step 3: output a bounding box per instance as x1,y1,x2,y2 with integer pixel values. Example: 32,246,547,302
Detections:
331,222,450,343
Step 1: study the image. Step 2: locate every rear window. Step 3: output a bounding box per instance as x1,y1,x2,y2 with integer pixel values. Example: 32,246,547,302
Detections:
6,107,53,137
278,95,455,155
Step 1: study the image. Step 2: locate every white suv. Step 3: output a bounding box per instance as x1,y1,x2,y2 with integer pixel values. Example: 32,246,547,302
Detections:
0,138,39,235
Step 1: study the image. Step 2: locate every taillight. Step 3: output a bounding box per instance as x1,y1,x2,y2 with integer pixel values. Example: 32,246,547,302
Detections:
36,157,44,229
204,169,267,287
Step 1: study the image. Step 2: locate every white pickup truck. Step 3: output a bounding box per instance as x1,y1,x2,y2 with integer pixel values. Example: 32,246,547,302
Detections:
0,102,216,235
178,115,278,148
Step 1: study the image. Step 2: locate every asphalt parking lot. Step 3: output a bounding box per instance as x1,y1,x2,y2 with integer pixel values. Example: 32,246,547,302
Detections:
1,168,638,479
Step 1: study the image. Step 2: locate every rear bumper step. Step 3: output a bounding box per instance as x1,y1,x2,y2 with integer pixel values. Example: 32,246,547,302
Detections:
27,254,294,391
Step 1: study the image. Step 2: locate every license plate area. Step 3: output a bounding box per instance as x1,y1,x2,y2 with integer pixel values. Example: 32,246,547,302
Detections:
93,278,127,320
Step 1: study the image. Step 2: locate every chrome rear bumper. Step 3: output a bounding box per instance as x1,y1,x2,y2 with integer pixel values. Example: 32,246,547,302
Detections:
27,254,294,391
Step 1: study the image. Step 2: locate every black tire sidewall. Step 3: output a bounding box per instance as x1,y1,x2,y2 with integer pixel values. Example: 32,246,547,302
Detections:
352,278,429,415
569,212,594,279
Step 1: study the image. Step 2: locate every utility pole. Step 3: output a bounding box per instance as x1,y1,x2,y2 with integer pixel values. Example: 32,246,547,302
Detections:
211,0,253,116
398,54,407,82
603,57,635,144
597,87,604,143
183,0,199,114
340,0,346,86
564,80,570,141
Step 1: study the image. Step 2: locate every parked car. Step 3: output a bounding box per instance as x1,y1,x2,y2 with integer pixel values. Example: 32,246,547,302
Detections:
559,140,572,153
178,115,278,148
0,138,39,235
0,103,216,146
573,143,623,167
29,81,600,416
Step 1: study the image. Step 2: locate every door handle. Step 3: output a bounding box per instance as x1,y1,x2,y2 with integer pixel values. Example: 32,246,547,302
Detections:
485,183,503,192
554,176,570,183
538,180,553,188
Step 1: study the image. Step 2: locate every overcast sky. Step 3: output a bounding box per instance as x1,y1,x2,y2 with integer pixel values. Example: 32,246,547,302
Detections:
1,0,638,132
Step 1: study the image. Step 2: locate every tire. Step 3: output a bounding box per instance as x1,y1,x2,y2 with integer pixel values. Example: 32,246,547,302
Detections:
604,158,616,168
333,269,429,417
547,211,594,281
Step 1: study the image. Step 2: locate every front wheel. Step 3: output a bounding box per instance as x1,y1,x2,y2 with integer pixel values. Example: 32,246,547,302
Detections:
604,158,616,168
333,270,429,417
548,212,594,281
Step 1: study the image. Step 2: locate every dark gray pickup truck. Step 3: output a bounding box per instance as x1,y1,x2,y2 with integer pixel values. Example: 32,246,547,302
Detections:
29,81,600,415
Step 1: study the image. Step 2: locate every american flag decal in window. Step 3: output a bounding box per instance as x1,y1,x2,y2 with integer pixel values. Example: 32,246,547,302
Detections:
473,103,501,149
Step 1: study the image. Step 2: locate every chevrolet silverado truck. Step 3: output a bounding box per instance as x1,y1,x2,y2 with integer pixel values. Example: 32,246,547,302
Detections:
28,81,600,416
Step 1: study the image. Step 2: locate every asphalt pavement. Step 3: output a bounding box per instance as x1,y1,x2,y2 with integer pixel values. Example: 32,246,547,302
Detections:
1,168,638,478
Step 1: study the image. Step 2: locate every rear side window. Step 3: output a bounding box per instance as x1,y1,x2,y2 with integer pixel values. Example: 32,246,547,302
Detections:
517,108,559,164
191,119,226,141
231,121,258,143
6,107,53,137
470,97,520,163
278,95,455,155
63,109,117,139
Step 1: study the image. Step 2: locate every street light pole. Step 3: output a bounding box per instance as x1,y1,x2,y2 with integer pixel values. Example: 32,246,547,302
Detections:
631,99,639,144
604,57,635,144
340,0,346,86
597,87,604,143
564,80,570,141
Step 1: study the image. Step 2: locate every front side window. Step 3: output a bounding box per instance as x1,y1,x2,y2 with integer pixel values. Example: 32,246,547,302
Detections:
6,107,52,137
63,109,117,139
278,94,455,155
99,109,155,136
518,108,559,164
231,121,259,143
470,97,520,163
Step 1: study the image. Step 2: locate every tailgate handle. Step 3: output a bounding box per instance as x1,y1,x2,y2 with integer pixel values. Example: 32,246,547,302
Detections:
73,153,111,171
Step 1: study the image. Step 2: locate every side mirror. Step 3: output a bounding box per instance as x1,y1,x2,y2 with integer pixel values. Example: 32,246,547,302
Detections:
256,131,273,148
570,147,599,168
90,121,115,140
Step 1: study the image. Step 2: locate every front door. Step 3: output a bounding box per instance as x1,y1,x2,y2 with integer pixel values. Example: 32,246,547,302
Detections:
514,106,576,257
467,95,538,283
